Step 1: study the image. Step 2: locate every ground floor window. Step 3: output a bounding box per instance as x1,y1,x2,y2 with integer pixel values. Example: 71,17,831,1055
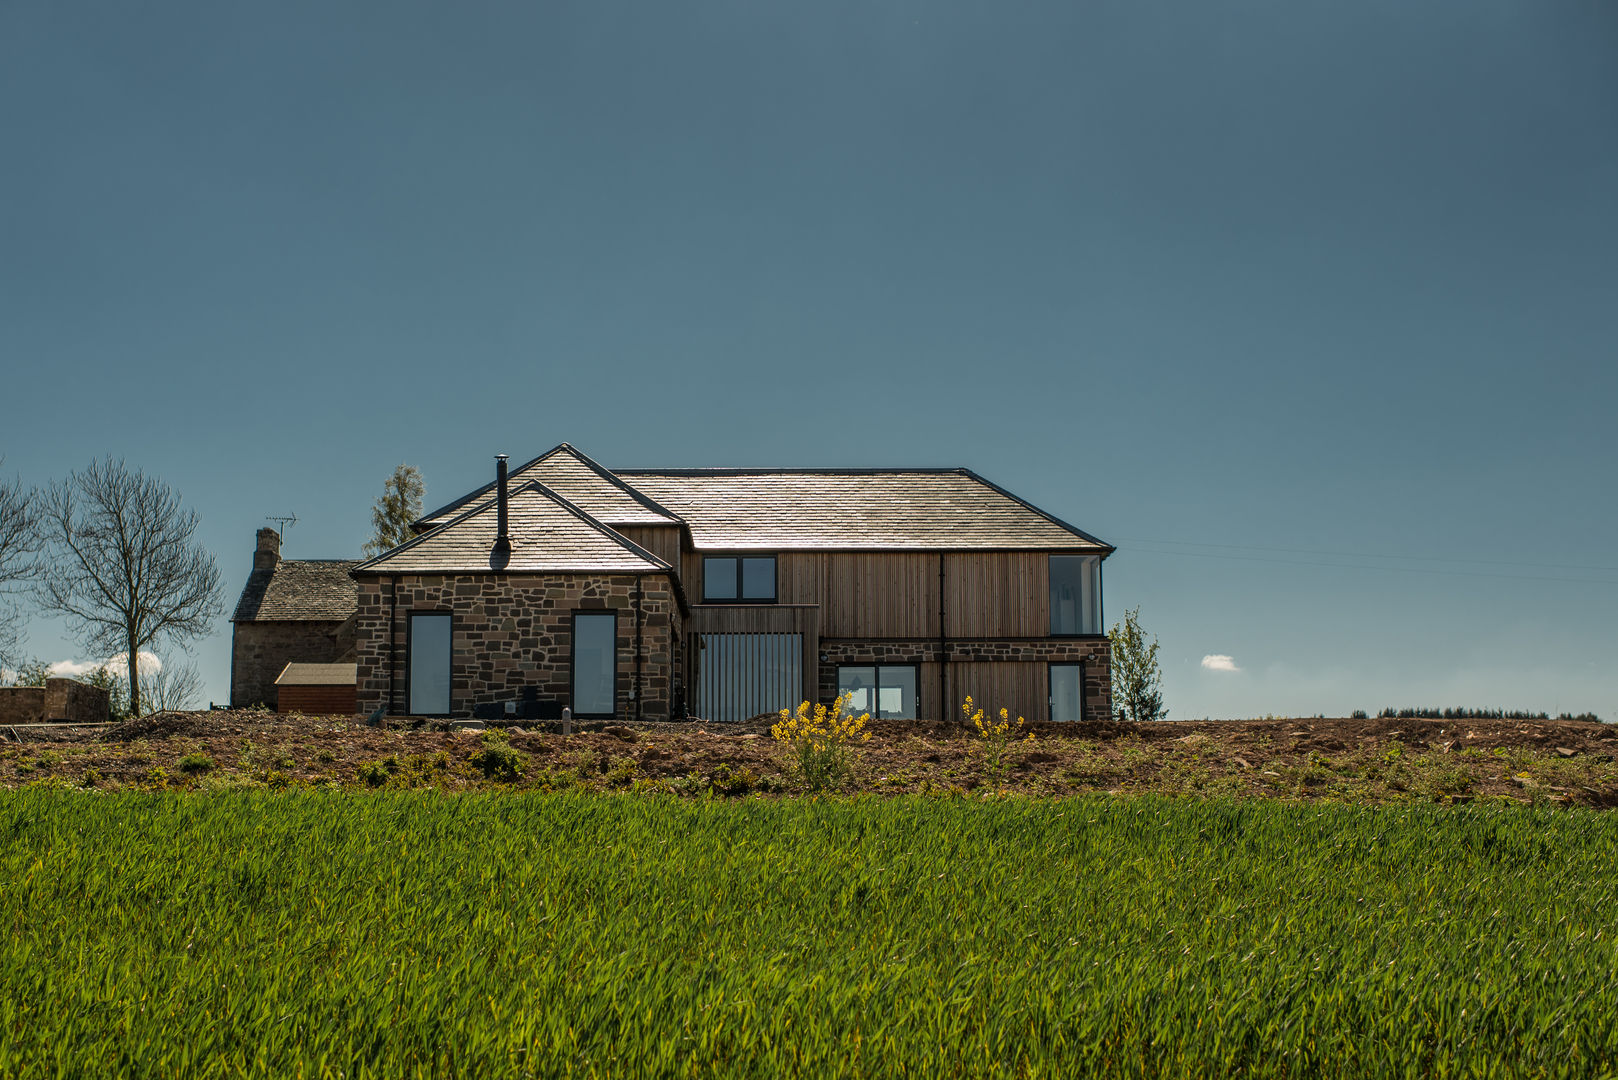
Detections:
572,613,617,718
837,664,918,720
1050,663,1084,723
407,612,452,716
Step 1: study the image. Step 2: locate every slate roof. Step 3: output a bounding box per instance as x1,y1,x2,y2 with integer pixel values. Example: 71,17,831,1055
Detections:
615,469,1111,552
356,481,674,575
417,444,679,531
275,663,357,686
232,560,360,623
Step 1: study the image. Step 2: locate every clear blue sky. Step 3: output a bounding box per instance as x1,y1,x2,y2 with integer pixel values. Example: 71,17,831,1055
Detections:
3,0,1614,719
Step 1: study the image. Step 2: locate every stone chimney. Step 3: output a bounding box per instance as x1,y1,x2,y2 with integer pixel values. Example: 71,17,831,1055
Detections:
255,527,281,571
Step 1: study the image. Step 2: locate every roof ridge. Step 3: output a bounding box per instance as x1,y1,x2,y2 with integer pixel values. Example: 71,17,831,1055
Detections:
614,466,971,476
413,443,684,529
519,480,675,571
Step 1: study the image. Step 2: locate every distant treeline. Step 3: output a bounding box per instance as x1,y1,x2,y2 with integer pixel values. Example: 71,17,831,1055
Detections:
1375,707,1603,723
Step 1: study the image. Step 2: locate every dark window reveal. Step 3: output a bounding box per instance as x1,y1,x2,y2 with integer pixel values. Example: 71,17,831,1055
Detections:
703,555,776,603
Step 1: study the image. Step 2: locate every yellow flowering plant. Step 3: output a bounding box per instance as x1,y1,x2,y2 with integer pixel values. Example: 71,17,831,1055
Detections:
962,696,1033,782
771,691,872,791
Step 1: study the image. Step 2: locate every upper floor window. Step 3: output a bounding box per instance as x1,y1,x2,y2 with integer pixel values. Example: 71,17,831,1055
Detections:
703,555,777,603
1050,555,1101,635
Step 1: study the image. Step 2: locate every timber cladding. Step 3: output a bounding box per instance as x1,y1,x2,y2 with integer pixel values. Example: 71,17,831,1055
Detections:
277,685,358,715
354,573,680,720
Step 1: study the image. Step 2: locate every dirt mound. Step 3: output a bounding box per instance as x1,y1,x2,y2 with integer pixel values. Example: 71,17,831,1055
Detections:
98,708,352,742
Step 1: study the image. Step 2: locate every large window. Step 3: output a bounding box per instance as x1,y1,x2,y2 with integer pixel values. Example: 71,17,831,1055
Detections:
407,612,452,716
1050,663,1084,723
703,555,776,603
837,665,918,720
1050,555,1101,635
572,613,617,718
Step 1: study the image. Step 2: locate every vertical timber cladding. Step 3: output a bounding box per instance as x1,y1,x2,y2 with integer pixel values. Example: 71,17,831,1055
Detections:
695,632,802,723
778,552,1048,638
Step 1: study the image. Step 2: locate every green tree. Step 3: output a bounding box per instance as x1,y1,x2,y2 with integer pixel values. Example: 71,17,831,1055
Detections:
363,465,425,558
1108,606,1166,722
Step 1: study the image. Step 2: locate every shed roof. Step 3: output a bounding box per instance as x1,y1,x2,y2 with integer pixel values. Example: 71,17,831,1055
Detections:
356,481,673,575
275,663,357,686
616,469,1111,552
418,444,680,530
232,560,360,622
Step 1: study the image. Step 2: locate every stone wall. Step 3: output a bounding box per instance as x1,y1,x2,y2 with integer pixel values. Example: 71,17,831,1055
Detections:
0,679,111,725
354,573,680,720
817,637,1113,724
231,620,350,708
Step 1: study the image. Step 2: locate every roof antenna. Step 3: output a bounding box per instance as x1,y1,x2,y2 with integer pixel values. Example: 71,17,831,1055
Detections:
266,512,298,543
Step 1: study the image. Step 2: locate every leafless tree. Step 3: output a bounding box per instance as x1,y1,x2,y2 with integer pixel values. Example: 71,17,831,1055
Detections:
146,658,204,712
36,459,223,715
0,461,41,670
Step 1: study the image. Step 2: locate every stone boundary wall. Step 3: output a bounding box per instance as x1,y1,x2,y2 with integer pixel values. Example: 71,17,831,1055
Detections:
0,679,111,725
355,573,679,721
817,637,1113,724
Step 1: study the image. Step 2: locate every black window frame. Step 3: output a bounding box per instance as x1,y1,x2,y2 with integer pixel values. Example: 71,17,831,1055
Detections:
702,554,778,604
835,662,921,721
570,610,619,720
1049,661,1085,724
405,609,454,718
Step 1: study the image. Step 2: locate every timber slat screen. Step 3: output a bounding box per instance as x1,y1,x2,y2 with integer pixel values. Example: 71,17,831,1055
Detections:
695,632,803,724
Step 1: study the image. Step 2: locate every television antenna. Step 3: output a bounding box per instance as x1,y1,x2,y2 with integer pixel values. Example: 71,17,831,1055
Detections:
266,513,298,541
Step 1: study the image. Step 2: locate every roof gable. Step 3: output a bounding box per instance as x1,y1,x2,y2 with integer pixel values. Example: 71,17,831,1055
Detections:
416,444,680,531
232,560,360,623
357,481,672,575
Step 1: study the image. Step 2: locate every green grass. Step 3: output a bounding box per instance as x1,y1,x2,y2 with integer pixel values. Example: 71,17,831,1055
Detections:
3,792,1618,1078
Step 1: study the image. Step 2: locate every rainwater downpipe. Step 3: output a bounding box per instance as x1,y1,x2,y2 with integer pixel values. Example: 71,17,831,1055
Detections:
938,554,947,725
634,577,644,722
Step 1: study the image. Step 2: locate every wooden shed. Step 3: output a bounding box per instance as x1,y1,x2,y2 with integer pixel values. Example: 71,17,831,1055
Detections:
274,662,357,715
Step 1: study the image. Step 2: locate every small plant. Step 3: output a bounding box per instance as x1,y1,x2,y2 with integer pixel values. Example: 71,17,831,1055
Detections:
35,750,62,770
709,762,756,796
356,759,394,787
604,754,639,787
771,692,870,791
177,752,215,773
963,696,1033,783
316,748,336,764
144,766,170,788
80,768,104,788
237,740,258,770
470,730,526,782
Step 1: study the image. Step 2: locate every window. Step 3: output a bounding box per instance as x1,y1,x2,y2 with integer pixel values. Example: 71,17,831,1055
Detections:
1050,555,1101,635
703,555,776,602
837,664,918,720
572,613,617,718
1050,663,1084,723
407,612,452,716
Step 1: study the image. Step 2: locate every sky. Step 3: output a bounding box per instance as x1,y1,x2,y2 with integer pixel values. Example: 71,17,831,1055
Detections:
2,0,1614,719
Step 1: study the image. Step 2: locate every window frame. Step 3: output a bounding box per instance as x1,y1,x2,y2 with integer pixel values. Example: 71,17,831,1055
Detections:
405,610,454,718
836,662,921,721
570,611,619,720
1049,661,1085,723
701,554,778,604
1049,554,1103,637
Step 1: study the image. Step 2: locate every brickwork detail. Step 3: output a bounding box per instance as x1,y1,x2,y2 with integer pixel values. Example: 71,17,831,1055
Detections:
231,620,351,708
817,637,1113,723
354,573,679,720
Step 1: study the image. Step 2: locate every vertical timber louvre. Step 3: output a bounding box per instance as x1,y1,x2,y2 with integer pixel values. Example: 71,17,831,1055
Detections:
695,632,803,723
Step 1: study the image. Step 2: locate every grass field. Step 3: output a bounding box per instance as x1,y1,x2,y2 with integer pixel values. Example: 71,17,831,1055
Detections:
5,791,1618,1078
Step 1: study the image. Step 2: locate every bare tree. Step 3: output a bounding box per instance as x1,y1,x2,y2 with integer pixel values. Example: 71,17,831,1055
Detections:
0,462,40,670
363,463,425,557
146,658,203,712
36,459,223,715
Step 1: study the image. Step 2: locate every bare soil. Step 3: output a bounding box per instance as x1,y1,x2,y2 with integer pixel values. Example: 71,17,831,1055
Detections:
4,709,1616,805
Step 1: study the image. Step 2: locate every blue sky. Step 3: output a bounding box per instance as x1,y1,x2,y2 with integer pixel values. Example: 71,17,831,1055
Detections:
2,0,1614,718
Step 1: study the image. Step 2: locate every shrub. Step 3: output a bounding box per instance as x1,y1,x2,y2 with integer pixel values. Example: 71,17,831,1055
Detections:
356,760,392,787
771,692,870,791
177,752,214,774
470,730,526,783
963,696,1032,783
604,754,639,787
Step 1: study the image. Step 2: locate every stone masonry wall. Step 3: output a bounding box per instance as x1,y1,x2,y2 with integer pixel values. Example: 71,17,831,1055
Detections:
354,573,679,720
231,620,349,708
818,637,1113,724
0,679,111,725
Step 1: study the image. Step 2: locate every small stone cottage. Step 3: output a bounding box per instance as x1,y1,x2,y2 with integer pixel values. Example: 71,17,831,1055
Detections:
229,529,358,708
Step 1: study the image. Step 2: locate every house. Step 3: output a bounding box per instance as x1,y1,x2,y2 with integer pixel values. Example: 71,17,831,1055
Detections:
229,528,359,708
349,444,1113,724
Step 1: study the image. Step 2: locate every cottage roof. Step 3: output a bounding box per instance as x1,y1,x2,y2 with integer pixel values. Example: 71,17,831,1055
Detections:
232,560,360,622
274,662,358,686
417,444,680,531
356,481,673,575
614,469,1112,552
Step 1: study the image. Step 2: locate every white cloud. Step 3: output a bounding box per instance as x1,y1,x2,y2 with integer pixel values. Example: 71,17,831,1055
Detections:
1201,654,1241,673
48,652,162,679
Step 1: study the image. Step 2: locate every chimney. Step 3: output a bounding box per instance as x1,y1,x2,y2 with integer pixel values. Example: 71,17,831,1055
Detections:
492,454,511,560
254,527,281,571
